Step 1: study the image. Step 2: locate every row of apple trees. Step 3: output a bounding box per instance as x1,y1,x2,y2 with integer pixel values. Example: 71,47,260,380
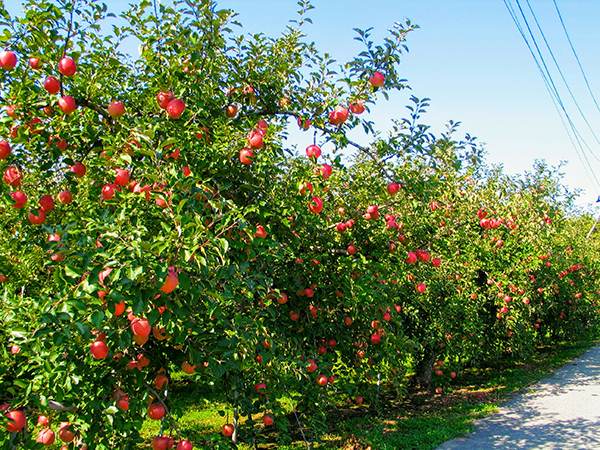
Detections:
1,0,600,448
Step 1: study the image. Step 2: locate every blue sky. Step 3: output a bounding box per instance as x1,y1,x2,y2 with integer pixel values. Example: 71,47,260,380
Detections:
7,0,600,210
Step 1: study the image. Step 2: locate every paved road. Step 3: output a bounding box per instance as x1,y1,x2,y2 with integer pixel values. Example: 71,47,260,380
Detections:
436,344,600,450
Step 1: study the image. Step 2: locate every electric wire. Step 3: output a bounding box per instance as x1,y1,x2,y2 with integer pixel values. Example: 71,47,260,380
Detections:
502,0,600,195
524,0,600,162
552,0,600,116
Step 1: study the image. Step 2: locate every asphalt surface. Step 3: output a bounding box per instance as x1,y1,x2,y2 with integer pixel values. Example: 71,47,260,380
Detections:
436,344,600,450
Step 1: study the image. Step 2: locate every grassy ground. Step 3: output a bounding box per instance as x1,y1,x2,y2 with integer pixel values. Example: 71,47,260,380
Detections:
141,340,597,449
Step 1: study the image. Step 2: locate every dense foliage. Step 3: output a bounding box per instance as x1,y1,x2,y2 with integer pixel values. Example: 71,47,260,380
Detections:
1,0,599,448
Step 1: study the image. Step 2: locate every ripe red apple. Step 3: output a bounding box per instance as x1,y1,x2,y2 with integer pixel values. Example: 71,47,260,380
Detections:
450,372,457,378
58,422,75,443
306,359,317,373
58,96,76,114
435,387,443,394
336,222,347,232
349,100,365,114
432,257,441,267
328,106,349,125
156,91,174,109
0,140,11,159
371,333,381,344
70,162,86,178
255,225,267,238
161,267,179,293
114,168,130,186
58,57,76,76
43,76,61,94
355,396,363,404
131,317,151,337
57,190,72,204
28,209,46,225
152,436,173,450
0,50,17,70
39,195,55,212
262,414,274,426
254,382,267,394
277,293,288,304
4,410,25,432
10,345,20,354
176,440,192,450
290,311,300,321
167,98,185,119
106,100,125,118
298,117,311,130
38,415,50,426
416,283,427,293
319,164,332,179
90,340,109,359
300,181,313,195
101,184,120,200
306,145,321,158
248,131,264,149
222,424,234,437
309,197,323,214
37,428,56,446
239,148,254,164
4,167,23,187
10,191,27,209
155,375,169,390
369,71,385,87
344,316,352,326
148,403,166,420
347,244,357,255
405,252,417,264
317,375,328,386
387,182,400,194
418,251,431,262
29,57,40,69
181,362,195,374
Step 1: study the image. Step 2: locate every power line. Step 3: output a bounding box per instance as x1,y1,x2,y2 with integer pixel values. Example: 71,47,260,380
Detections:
524,0,600,163
552,0,600,117
502,0,600,196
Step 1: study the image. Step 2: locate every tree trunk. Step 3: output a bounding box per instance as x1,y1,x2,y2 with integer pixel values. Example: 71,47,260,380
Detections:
415,351,437,391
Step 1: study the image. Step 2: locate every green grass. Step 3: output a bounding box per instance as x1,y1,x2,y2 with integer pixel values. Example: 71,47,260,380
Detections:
140,340,598,449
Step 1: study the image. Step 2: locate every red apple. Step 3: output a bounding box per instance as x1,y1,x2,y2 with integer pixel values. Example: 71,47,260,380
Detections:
347,244,357,255
4,410,25,432
248,131,263,149
148,404,166,420
318,164,332,179
167,98,185,119
176,440,192,450
90,340,109,359
57,190,72,204
369,71,385,87
114,168,130,186
222,424,234,437
349,100,365,114
405,252,417,264
10,191,27,209
4,167,22,187
416,283,427,293
39,195,55,212
161,267,179,293
131,317,151,337
107,100,125,117
70,162,86,178
43,76,60,94
58,57,76,76
255,225,267,238
0,140,10,159
387,182,400,194
58,96,76,114
432,257,441,267
225,104,238,118
328,106,349,125
308,197,323,214
58,422,75,443
306,144,321,158
0,50,17,70
28,209,46,225
262,414,274,426
239,148,254,164
316,375,328,386
29,57,40,69
371,333,381,344
38,415,50,426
